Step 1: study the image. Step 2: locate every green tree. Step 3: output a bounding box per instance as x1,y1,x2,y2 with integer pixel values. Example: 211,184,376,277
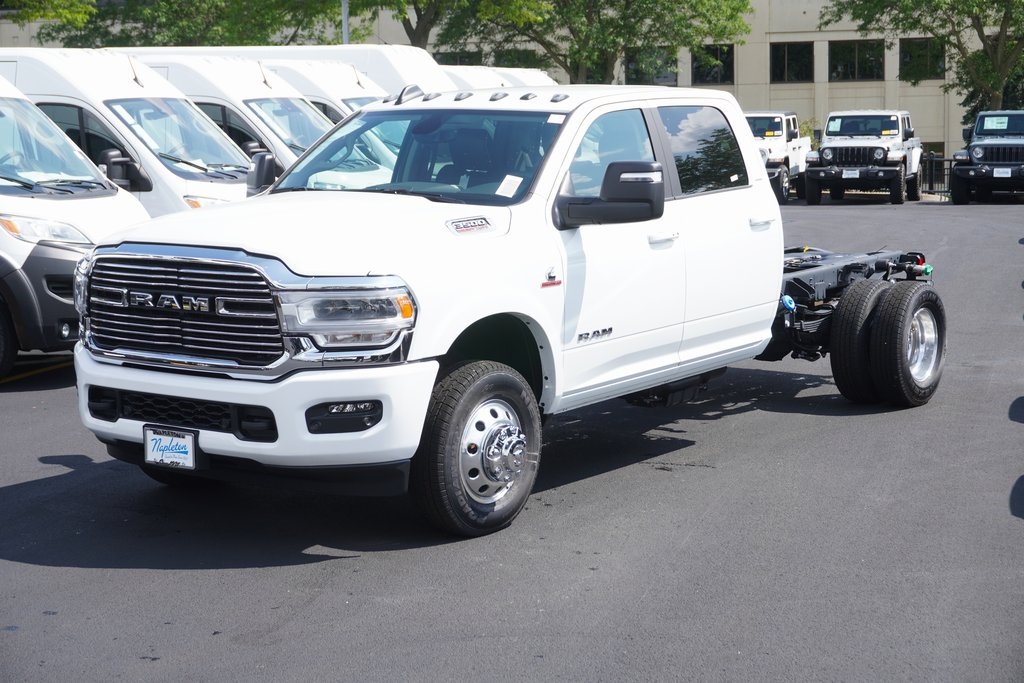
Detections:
436,0,752,84
10,0,371,47
819,0,1024,111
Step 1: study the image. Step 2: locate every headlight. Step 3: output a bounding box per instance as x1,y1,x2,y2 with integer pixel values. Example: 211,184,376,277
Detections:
0,213,91,245
821,148,834,162
873,148,886,161
806,151,819,164
183,195,230,209
970,146,984,161
74,252,93,316
278,288,416,348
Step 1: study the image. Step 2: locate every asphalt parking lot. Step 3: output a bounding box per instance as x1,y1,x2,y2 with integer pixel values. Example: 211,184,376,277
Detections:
1,192,1022,681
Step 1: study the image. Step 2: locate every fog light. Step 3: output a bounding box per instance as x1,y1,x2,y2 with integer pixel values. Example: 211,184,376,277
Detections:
60,323,71,339
307,400,383,434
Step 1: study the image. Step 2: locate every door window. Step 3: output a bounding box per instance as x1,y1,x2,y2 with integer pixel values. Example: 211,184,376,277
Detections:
565,109,654,198
656,106,748,195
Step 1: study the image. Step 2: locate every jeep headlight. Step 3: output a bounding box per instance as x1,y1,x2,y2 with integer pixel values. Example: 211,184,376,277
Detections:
873,148,887,162
971,146,985,161
821,148,834,162
806,151,819,164
0,213,91,245
278,288,416,348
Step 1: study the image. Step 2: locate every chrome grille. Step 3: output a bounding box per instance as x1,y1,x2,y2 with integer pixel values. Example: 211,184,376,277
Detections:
975,145,1024,164
87,258,284,366
826,147,881,166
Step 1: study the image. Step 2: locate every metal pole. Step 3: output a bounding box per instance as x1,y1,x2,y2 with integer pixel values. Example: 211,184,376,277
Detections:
342,0,350,44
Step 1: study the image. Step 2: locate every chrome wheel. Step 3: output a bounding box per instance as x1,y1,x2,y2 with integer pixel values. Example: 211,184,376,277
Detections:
460,399,526,504
907,307,940,385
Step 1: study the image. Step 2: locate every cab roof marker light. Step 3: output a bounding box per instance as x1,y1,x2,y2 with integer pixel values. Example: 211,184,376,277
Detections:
455,92,474,101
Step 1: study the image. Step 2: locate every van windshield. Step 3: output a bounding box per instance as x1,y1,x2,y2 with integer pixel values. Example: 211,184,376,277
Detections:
107,97,251,178
273,108,563,206
245,98,332,153
0,96,110,194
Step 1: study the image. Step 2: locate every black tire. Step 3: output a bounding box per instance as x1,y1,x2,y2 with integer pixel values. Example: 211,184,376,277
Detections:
949,172,970,205
889,164,906,204
869,281,946,407
795,174,806,199
906,173,921,201
774,166,790,204
829,186,845,201
975,186,993,203
805,176,822,205
411,361,541,536
0,301,17,379
829,279,893,404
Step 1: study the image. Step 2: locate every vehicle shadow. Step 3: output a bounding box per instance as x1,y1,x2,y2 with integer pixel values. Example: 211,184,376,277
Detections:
1010,476,1024,520
0,354,75,392
0,366,898,570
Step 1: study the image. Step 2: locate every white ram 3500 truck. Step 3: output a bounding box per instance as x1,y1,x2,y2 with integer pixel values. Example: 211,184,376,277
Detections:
74,86,946,536
745,110,811,203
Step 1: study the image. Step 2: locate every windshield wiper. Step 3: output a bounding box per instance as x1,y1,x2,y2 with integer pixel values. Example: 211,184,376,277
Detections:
159,152,211,172
39,178,109,189
357,188,466,204
0,173,39,190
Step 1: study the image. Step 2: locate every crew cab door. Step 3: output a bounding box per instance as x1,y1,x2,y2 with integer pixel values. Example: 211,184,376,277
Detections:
555,107,686,403
651,103,782,369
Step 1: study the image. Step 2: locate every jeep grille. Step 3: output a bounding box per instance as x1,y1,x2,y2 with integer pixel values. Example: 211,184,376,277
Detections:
826,147,882,167
87,258,284,366
974,145,1024,164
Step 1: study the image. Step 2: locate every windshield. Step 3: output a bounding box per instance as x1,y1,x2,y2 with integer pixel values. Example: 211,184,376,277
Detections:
975,113,1024,137
245,98,332,153
825,114,900,137
107,97,250,177
274,108,563,206
343,96,380,112
746,116,784,138
0,96,109,194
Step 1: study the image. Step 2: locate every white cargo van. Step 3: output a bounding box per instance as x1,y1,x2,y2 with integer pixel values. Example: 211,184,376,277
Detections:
0,48,252,217
118,44,458,98
442,65,509,89
125,53,333,173
0,75,149,377
261,59,386,123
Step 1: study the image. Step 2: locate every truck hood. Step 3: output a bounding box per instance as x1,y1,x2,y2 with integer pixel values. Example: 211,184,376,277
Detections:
104,191,514,276
970,135,1024,145
3,188,150,243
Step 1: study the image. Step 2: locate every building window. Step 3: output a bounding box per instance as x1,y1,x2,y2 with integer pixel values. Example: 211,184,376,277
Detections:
899,38,945,81
829,40,884,81
692,45,734,85
770,42,813,83
625,46,678,86
434,51,482,66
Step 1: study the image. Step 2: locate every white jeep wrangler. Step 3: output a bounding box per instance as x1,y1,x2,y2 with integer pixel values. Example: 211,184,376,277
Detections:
73,86,945,536
745,110,811,204
805,109,923,204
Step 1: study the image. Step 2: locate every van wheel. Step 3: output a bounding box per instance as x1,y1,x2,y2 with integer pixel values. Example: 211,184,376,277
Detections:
889,165,906,204
0,301,17,379
412,361,541,536
869,281,946,407
829,279,892,403
805,176,822,205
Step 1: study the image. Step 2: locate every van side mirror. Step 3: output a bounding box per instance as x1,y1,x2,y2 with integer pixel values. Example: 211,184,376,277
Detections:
97,148,153,192
247,151,277,196
240,140,268,158
962,126,973,142
555,161,664,229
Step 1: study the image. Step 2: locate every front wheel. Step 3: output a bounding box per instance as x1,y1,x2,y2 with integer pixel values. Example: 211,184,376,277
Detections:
411,361,542,536
889,164,906,204
829,279,893,404
774,166,790,204
805,176,822,205
0,301,17,379
906,173,921,201
869,281,946,407
949,172,970,205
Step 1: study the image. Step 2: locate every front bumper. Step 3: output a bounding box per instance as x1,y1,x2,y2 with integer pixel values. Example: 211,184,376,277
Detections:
806,165,901,183
952,164,1024,185
0,242,86,352
76,346,440,488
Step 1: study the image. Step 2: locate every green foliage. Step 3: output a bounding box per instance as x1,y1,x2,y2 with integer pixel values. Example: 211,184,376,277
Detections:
820,0,1024,110
26,0,375,47
4,0,96,28
436,0,752,83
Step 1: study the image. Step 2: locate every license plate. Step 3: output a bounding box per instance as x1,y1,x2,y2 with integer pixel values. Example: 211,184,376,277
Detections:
842,169,859,179
994,168,1012,178
144,425,196,470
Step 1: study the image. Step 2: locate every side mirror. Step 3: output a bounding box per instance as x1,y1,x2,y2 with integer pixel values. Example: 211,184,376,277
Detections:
962,126,973,142
787,128,798,141
240,140,268,158
813,129,822,141
247,151,277,196
903,127,915,141
97,148,153,192
555,161,664,229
